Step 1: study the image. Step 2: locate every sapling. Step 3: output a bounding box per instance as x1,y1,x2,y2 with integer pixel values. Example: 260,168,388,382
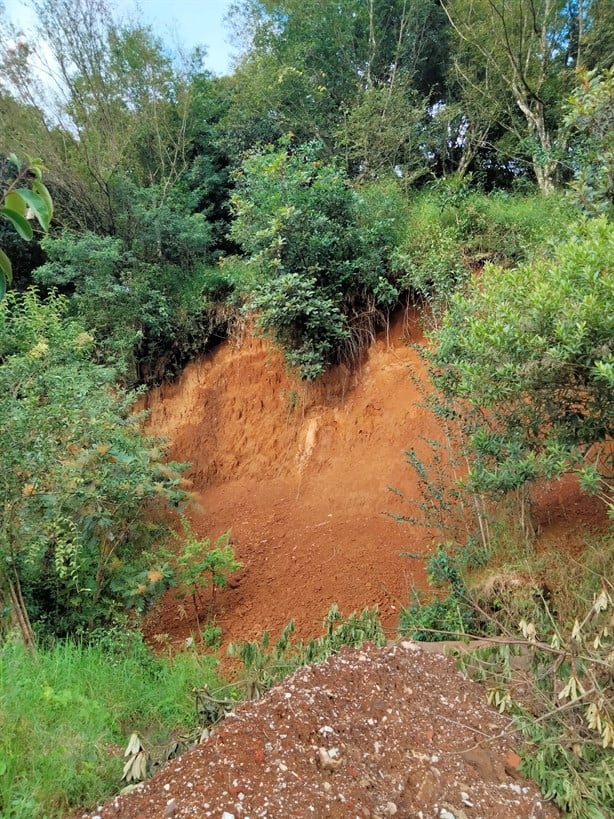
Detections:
175,519,242,635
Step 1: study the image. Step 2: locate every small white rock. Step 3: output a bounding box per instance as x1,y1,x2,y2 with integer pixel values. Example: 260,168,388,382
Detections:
509,783,522,795
318,747,342,770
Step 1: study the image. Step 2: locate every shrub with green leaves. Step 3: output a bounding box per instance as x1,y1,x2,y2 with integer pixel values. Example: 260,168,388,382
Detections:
565,67,614,219
392,183,574,308
399,545,481,641
429,217,613,511
229,139,402,378
0,154,53,297
34,226,225,385
0,289,187,642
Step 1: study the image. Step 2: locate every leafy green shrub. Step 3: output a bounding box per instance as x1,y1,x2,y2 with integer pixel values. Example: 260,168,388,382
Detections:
0,289,187,642
399,545,481,641
229,139,402,378
0,633,221,818
251,272,350,379
228,604,386,699
0,154,53,296
430,217,613,515
392,184,574,307
34,226,229,385
565,67,614,219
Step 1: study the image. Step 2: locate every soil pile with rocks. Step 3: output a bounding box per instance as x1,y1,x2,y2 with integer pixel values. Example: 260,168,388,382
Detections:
84,641,559,819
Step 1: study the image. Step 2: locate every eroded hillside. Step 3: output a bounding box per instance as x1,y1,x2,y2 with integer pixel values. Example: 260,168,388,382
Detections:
143,309,441,646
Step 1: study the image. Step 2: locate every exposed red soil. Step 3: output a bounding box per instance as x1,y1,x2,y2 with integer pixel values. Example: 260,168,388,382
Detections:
99,307,609,819
143,309,439,648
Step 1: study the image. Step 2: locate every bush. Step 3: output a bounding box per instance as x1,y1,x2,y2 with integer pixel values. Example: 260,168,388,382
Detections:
34,210,226,385
229,139,402,378
0,289,187,640
430,217,613,509
392,183,575,307
565,68,614,219
399,545,482,641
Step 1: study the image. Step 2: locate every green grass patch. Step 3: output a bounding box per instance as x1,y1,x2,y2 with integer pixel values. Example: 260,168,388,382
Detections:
0,630,222,818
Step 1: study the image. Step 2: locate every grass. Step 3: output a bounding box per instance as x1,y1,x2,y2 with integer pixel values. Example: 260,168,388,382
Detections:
0,630,223,818
393,187,576,308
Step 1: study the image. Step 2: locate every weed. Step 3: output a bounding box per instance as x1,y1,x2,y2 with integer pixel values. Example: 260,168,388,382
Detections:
228,604,386,700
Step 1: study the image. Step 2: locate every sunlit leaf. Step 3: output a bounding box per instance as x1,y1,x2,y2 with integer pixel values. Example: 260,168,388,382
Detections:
15,188,50,230
32,180,54,223
0,248,13,286
4,191,27,217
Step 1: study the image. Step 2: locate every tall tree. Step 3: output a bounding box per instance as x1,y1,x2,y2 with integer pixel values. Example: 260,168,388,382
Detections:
0,0,198,232
225,0,449,175
442,0,573,193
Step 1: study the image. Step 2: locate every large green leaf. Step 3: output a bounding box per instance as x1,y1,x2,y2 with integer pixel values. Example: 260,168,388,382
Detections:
14,188,50,230
32,180,54,224
0,248,13,287
0,207,34,240
4,191,27,217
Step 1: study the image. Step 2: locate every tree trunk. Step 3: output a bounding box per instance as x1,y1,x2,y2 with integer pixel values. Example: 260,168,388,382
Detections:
512,85,558,194
4,569,36,651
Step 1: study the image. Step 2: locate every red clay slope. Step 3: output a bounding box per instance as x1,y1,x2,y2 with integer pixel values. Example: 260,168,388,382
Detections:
143,308,441,647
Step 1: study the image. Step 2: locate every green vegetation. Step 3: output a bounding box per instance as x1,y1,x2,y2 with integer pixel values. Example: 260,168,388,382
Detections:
0,155,52,296
431,218,613,520
175,519,242,636
0,289,187,646
0,0,612,815
0,633,221,818
229,140,402,377
228,604,386,699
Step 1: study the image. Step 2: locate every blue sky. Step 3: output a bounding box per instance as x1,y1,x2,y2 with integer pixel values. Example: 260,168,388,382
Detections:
3,0,236,75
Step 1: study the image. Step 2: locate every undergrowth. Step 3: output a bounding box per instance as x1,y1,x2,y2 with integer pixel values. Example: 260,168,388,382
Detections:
228,604,386,700
399,533,614,818
0,630,221,818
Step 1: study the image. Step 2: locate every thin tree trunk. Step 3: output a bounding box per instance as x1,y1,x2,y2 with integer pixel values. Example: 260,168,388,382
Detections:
5,570,36,651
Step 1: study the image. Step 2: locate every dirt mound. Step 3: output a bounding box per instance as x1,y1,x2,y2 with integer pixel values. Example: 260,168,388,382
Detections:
85,641,559,819
143,309,439,647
